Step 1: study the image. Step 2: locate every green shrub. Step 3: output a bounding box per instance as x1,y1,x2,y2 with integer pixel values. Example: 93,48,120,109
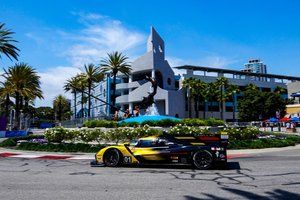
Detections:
0,138,17,147
118,122,140,127
181,118,207,126
83,119,117,128
206,118,225,126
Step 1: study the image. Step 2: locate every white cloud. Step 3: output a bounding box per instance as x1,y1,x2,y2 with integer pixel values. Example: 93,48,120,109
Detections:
61,12,146,67
168,55,239,75
25,12,147,107
35,66,81,107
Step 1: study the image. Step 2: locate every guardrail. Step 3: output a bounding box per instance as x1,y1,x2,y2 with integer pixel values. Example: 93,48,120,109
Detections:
0,130,28,138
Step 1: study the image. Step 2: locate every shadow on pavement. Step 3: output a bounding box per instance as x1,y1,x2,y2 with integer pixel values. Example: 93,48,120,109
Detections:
184,188,300,200
119,162,240,171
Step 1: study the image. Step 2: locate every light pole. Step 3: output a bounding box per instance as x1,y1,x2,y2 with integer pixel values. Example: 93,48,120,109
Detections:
233,90,236,123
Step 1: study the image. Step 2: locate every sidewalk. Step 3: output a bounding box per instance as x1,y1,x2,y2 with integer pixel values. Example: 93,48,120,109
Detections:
1,144,299,160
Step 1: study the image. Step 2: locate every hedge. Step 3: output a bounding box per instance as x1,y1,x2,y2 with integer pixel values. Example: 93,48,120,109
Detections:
83,118,225,128
2,126,300,152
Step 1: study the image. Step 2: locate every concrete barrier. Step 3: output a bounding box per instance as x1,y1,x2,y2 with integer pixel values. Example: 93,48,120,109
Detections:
0,130,28,138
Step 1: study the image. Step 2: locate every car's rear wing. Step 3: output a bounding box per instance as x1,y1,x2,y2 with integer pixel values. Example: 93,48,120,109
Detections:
165,133,228,147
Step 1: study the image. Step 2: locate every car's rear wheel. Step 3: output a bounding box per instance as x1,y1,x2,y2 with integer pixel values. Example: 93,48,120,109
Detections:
193,150,213,170
103,149,122,167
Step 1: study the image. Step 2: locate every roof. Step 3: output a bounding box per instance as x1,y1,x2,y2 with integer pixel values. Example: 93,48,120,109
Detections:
175,65,300,81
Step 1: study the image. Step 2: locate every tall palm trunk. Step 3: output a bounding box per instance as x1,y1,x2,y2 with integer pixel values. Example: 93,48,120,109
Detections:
188,97,192,118
219,85,224,120
81,88,84,118
58,101,62,121
74,92,77,119
14,92,20,129
203,100,206,119
5,94,10,118
88,81,91,118
111,74,117,113
194,96,199,118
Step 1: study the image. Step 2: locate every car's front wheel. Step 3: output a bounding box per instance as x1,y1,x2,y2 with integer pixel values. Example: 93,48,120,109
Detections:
103,149,122,167
193,150,213,170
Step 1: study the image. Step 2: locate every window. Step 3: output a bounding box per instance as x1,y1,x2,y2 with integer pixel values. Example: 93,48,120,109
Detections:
159,45,163,53
175,80,179,89
136,139,158,147
135,138,173,147
167,78,171,85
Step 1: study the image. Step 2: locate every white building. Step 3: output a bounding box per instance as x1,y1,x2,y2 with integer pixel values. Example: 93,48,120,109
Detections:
71,27,300,121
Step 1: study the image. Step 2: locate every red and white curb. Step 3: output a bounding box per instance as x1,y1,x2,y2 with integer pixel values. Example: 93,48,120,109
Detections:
0,152,249,160
0,152,94,160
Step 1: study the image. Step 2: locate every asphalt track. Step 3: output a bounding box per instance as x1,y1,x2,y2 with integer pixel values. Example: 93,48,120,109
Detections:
0,147,299,200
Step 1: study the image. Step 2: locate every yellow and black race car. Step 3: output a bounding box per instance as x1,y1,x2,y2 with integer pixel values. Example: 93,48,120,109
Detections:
91,133,228,170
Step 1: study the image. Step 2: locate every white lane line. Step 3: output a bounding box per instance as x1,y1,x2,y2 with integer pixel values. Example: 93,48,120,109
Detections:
10,154,41,158
67,155,94,160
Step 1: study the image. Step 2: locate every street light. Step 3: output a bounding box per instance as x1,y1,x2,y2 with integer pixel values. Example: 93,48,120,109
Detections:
233,90,236,123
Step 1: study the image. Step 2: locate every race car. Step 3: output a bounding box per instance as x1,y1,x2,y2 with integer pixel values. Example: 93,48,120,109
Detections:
91,133,228,170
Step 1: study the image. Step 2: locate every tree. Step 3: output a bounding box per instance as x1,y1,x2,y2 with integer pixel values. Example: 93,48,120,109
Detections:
0,23,19,61
35,106,54,122
100,52,131,113
53,95,71,122
183,78,197,118
76,73,88,118
274,86,287,94
225,85,240,122
0,81,13,117
64,76,81,119
83,63,104,118
238,84,286,121
183,78,210,118
3,63,43,128
215,77,229,120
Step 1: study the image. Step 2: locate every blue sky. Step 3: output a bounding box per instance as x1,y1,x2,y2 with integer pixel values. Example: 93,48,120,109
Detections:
1,0,300,106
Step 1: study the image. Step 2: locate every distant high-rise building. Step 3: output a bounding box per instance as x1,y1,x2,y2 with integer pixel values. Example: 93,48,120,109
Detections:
243,59,267,74
242,59,267,81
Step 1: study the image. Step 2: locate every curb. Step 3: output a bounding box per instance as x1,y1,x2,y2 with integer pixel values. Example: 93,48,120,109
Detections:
0,151,247,160
1,144,299,161
0,152,94,160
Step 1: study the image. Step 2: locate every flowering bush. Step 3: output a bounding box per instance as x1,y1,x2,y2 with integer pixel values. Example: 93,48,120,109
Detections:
44,127,67,143
105,125,162,143
221,126,260,140
168,124,210,136
77,128,106,144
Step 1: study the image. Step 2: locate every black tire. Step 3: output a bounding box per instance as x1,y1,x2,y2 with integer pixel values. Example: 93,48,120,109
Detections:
103,149,122,167
193,150,213,170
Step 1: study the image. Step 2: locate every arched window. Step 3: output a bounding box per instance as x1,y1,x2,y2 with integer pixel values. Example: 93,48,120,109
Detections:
167,78,171,85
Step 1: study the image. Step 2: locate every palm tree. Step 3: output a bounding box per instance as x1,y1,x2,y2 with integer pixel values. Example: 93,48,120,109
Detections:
0,23,19,61
53,95,70,122
225,85,240,122
0,81,13,117
100,52,131,113
274,86,287,94
215,77,229,120
83,63,104,118
76,73,88,118
64,76,81,119
183,78,197,118
4,63,43,129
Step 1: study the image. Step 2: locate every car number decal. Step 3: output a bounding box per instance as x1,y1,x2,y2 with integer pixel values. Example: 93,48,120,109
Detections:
124,156,132,163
